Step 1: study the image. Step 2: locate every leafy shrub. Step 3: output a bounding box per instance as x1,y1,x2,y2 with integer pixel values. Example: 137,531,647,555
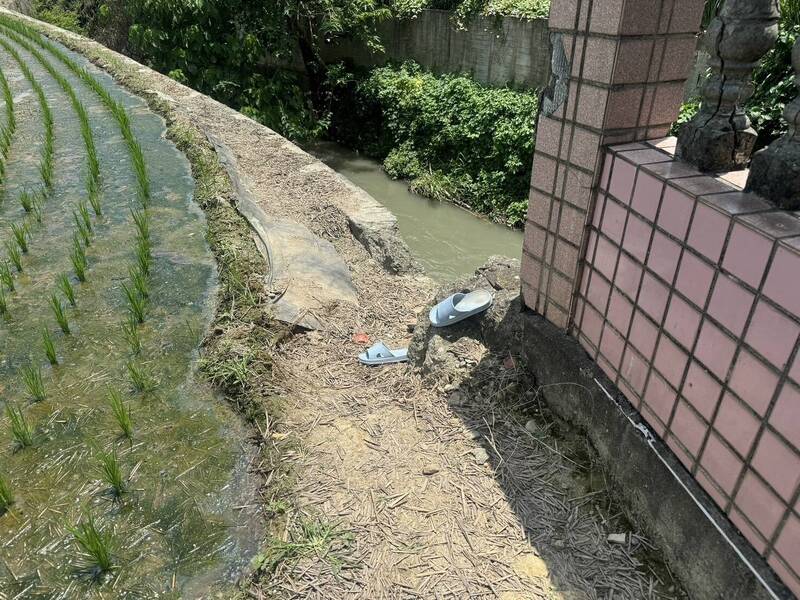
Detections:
328,61,538,224
392,0,550,19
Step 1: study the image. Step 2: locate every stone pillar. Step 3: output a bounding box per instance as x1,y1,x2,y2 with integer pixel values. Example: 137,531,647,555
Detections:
746,37,800,209
676,0,780,172
521,0,705,330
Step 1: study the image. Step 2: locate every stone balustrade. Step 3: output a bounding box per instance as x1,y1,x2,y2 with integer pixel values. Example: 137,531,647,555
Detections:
676,0,780,172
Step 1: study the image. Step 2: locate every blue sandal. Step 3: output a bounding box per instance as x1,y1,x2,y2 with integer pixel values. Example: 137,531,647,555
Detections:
429,290,493,327
358,341,409,366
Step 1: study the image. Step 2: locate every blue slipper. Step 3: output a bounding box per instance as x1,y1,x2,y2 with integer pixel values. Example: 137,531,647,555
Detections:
358,341,409,366
429,290,493,327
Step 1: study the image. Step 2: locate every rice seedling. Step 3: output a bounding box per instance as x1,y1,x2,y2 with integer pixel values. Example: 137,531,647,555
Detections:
19,190,33,212
57,273,76,307
0,36,53,197
127,361,156,393
131,208,149,241
135,237,152,277
121,315,141,355
70,238,87,282
0,474,13,513
11,222,28,253
129,266,149,300
50,294,70,334
107,388,133,440
74,212,91,247
0,287,6,315
21,362,46,402
0,66,16,161
68,513,115,577
42,327,58,365
0,260,14,290
6,403,33,449
97,447,127,499
88,190,101,217
5,241,21,272
78,201,92,233
122,282,147,324
0,20,150,206
40,145,53,189
30,199,43,224
1,25,102,211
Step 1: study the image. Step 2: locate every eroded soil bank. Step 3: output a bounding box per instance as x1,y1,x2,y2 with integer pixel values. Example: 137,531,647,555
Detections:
4,10,692,600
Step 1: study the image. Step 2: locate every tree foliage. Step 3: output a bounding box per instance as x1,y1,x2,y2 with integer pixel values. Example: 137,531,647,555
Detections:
327,62,538,224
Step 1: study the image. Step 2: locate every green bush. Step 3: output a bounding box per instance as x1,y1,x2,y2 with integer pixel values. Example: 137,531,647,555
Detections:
392,0,550,19
327,62,538,225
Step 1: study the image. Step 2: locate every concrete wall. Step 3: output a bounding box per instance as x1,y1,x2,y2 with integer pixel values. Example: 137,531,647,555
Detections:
320,10,551,89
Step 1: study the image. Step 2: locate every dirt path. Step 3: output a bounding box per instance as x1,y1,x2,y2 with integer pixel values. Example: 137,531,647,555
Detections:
10,13,689,599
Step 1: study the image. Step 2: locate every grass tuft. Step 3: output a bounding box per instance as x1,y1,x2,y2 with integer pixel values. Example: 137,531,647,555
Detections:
68,513,115,577
42,327,58,365
50,293,70,334
6,402,33,449
21,362,46,402
107,388,133,440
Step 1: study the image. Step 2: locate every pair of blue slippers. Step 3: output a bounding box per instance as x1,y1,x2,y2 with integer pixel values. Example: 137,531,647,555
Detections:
358,290,494,366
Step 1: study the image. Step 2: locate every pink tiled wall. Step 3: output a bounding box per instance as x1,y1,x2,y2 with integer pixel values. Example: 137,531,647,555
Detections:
572,138,800,596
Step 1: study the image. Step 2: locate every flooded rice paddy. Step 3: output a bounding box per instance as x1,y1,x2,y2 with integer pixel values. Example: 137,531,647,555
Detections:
0,20,260,598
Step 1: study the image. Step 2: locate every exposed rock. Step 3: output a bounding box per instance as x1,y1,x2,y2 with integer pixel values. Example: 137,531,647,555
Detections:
473,448,490,465
422,466,440,476
409,256,524,383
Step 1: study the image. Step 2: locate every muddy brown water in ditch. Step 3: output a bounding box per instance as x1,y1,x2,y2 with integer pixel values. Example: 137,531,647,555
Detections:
0,33,261,598
308,142,524,282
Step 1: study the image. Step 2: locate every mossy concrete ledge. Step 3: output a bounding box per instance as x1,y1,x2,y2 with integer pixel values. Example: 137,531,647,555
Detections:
0,6,419,328
521,313,793,600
